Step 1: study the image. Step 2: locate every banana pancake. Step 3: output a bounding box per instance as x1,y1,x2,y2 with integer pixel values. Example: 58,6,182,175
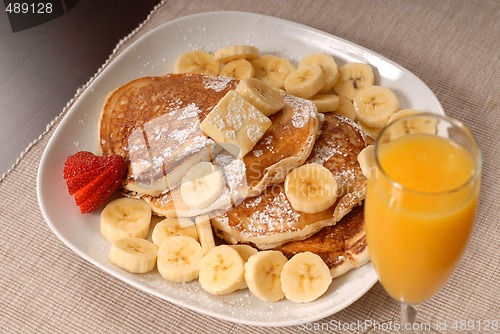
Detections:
211,113,368,249
99,73,237,196
277,205,369,278
145,94,321,217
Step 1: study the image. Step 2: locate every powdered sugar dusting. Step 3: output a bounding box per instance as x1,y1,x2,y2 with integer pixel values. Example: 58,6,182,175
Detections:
127,103,212,189
259,135,275,154
309,143,343,165
240,192,301,235
253,149,263,157
284,94,317,128
244,196,262,208
212,151,248,202
203,75,233,92
336,168,358,191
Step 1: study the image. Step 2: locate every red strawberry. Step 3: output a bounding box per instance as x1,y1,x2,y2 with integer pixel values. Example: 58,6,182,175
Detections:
75,170,123,213
64,153,122,195
63,151,127,214
63,151,106,179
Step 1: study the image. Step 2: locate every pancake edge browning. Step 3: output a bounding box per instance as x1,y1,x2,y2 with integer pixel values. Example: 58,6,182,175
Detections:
277,205,370,278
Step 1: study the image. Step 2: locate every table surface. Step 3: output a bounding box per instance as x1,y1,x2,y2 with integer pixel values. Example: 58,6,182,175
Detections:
1,1,499,333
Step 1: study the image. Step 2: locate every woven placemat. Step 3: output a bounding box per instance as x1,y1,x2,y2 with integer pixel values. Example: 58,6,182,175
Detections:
1,0,498,333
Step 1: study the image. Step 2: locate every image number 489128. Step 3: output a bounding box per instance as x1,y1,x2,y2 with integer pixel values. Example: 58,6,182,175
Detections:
5,2,54,14
3,1,79,32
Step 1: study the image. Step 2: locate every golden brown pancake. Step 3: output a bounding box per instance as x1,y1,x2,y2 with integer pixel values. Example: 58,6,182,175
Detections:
100,73,320,216
99,73,237,196
211,113,368,249
145,94,321,217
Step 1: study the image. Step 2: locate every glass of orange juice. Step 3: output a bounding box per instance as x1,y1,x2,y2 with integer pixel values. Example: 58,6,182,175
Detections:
364,113,482,331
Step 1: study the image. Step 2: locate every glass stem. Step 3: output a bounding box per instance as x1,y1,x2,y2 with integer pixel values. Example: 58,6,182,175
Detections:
400,302,417,333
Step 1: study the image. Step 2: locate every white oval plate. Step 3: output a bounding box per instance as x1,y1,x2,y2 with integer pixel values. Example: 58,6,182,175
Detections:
37,11,443,327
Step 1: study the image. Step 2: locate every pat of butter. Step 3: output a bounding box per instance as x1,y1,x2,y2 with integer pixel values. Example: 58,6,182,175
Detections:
201,90,272,158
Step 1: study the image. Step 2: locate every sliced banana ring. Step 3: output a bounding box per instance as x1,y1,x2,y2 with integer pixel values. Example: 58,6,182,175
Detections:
386,109,437,139
251,55,295,89
299,53,339,93
284,163,338,214
353,85,400,128
244,250,288,302
174,50,220,76
100,197,152,243
214,45,260,63
151,217,198,247
180,161,225,209
109,237,158,274
335,96,356,120
200,90,272,158
359,123,383,140
357,145,376,179
388,108,421,123
199,245,245,295
157,235,203,283
309,94,339,113
235,77,285,116
284,64,325,99
280,251,332,303
333,62,375,99
220,58,255,80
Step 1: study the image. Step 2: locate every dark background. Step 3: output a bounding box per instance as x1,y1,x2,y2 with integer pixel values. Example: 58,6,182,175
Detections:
0,0,160,175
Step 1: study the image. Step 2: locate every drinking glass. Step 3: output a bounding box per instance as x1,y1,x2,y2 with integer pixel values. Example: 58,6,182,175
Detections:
364,113,482,332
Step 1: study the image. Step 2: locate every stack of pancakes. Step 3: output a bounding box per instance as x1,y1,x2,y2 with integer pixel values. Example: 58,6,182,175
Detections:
99,73,370,277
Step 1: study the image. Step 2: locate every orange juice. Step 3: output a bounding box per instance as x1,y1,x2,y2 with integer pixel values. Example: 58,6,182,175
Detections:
365,134,480,304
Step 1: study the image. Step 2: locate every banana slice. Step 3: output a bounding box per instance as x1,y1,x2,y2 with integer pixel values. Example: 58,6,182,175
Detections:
309,94,339,113
244,250,288,302
180,161,225,209
220,58,255,80
360,123,382,140
284,163,338,214
195,215,216,255
214,45,260,63
199,245,245,295
388,108,421,123
251,55,295,89
100,197,152,243
284,64,325,99
387,109,437,139
109,237,157,274
200,90,272,158
299,53,339,93
151,217,198,247
174,50,220,75
353,85,400,128
333,62,375,99
228,244,258,289
157,235,203,283
280,252,332,303
357,145,376,179
235,77,285,116
335,96,356,120
228,244,258,262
